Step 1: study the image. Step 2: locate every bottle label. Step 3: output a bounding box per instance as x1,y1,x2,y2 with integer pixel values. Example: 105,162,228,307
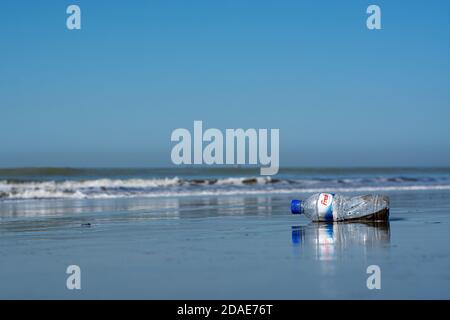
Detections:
317,193,335,221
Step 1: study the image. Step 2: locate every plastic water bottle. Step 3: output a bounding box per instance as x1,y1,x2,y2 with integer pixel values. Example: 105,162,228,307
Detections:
291,193,389,222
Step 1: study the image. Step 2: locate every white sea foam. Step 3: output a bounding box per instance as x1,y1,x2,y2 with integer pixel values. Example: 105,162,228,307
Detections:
1,177,449,201
0,177,181,190
86,184,450,198
215,177,272,185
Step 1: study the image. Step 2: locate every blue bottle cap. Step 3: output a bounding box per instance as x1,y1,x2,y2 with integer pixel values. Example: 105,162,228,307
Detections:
291,199,302,214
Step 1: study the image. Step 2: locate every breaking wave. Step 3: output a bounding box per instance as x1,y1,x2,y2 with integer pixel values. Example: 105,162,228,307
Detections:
0,175,449,201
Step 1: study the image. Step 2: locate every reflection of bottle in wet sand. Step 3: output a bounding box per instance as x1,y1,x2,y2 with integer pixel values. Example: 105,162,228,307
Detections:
291,193,389,222
291,221,390,260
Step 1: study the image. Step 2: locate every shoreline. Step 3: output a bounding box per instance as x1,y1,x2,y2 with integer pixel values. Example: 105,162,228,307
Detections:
1,190,449,299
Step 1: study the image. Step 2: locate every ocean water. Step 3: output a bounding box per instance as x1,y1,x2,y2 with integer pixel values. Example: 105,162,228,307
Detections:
0,167,449,299
1,167,450,201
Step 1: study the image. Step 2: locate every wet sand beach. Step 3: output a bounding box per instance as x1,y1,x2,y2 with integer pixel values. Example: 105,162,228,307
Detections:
1,182,449,299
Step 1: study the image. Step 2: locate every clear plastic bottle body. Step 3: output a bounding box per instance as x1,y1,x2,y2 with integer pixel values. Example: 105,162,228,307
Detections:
300,193,389,222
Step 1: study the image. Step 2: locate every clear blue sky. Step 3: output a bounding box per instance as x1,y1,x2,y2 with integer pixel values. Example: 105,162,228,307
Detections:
1,0,449,167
